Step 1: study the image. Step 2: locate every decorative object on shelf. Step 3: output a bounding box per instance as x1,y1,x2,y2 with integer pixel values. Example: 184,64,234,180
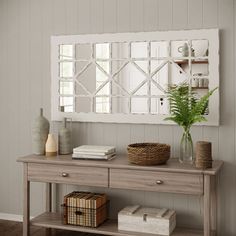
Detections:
165,84,217,164
62,191,108,227
118,205,176,236
72,145,116,160
195,141,212,169
32,108,50,155
192,78,199,87
45,133,57,156
59,118,72,155
127,143,170,166
178,43,195,57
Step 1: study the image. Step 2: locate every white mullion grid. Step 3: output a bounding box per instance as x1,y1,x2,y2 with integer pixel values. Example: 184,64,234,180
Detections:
147,41,151,114
167,40,171,86
109,43,112,113
92,43,95,112
188,40,192,98
72,44,76,112
128,42,132,114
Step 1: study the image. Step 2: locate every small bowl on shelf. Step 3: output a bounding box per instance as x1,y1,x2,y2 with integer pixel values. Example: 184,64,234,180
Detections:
127,143,170,166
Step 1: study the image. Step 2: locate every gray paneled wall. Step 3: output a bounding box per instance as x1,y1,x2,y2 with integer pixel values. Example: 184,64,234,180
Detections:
0,0,235,235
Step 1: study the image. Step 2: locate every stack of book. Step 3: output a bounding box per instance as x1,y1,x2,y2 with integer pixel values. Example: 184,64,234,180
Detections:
72,145,116,160
63,191,108,227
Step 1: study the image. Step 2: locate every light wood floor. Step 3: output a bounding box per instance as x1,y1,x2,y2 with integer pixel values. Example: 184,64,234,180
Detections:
0,220,93,236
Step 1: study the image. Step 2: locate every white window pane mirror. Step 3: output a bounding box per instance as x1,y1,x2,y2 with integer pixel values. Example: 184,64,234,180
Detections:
51,29,219,125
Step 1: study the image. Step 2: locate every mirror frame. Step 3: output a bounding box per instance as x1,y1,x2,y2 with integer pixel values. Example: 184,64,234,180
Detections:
51,29,219,125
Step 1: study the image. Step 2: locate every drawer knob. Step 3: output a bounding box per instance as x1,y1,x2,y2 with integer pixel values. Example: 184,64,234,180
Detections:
156,180,163,185
62,172,69,177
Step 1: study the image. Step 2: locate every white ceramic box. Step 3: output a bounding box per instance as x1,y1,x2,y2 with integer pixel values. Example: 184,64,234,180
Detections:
118,205,176,236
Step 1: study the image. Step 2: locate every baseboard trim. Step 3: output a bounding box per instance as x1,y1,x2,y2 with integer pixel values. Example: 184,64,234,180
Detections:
0,213,23,222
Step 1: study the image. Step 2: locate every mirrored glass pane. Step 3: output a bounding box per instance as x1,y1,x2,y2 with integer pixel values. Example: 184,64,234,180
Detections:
131,98,148,114
95,43,110,59
131,42,148,58
134,61,148,74
75,43,91,60
112,97,129,114
113,62,147,94
59,97,73,112
96,82,110,95
75,97,91,113
191,77,209,89
191,40,209,57
111,60,127,76
171,40,192,57
133,83,148,95
59,44,74,60
75,61,90,75
95,97,110,113
191,59,209,76
170,62,189,86
96,61,110,75
151,97,169,114
151,41,169,58
59,62,74,78
60,81,73,95
75,81,90,96
112,42,129,59
75,63,98,94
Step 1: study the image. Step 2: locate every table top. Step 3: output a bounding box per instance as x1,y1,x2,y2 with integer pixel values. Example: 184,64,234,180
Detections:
17,154,223,176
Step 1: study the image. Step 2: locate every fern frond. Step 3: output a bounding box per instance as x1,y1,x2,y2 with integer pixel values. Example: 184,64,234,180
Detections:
165,84,217,129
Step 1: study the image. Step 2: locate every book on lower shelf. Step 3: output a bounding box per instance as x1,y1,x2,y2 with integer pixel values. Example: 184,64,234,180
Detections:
62,191,108,228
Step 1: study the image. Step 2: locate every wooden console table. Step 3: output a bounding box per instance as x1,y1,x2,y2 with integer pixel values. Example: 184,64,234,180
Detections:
17,155,223,236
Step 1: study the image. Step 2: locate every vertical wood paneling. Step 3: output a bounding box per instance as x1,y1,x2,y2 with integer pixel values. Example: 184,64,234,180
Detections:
7,0,20,215
90,0,104,33
172,0,188,30
65,0,78,35
158,0,172,30
0,1,236,234
103,0,117,33
130,0,144,32
143,0,158,32
28,0,45,217
77,0,90,34
117,0,130,32
188,0,203,29
0,0,10,213
218,0,235,234
203,0,218,28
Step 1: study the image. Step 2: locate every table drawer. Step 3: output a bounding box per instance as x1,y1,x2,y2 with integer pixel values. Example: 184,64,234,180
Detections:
110,169,203,195
28,163,108,187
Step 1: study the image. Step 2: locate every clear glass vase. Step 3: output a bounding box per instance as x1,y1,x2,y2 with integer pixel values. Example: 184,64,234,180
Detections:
179,129,193,164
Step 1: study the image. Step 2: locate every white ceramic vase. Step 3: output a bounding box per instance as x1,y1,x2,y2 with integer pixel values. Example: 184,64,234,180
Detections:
45,134,57,156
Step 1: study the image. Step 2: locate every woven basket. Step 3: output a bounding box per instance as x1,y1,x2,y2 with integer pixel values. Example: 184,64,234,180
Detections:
127,143,170,166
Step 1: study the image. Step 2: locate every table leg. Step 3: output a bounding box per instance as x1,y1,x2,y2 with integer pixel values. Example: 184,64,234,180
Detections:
204,175,211,236
46,183,52,212
211,176,217,236
46,183,52,236
23,163,30,236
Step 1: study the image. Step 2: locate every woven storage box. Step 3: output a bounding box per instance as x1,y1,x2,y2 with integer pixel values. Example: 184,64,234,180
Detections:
118,205,176,236
127,143,170,166
62,191,108,227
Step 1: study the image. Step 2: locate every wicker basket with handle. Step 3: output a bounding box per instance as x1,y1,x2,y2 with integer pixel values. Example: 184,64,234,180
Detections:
127,143,170,166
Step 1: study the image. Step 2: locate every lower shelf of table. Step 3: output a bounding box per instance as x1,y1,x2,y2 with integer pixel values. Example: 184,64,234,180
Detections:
31,212,203,236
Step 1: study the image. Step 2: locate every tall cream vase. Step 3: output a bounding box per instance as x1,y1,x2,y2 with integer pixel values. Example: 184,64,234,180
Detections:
45,134,57,156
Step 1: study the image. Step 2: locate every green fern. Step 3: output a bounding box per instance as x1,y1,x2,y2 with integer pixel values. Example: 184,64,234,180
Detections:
164,84,217,130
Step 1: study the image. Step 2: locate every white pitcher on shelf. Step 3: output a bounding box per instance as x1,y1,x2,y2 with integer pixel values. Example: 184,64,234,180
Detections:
178,43,195,57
